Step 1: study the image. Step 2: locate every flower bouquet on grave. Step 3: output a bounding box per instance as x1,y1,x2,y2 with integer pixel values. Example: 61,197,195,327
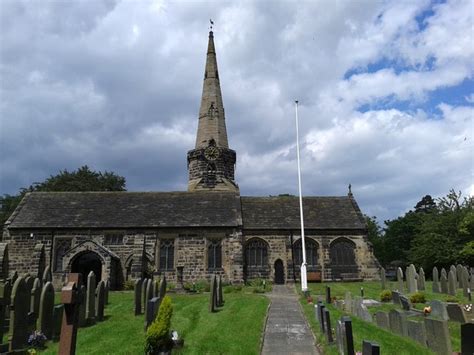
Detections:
306,296,313,304
28,330,47,350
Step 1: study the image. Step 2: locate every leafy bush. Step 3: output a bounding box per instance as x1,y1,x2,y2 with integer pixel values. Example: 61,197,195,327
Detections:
380,290,392,302
409,292,426,304
123,280,135,291
145,296,173,354
445,296,458,303
223,284,242,293
195,279,210,293
247,278,272,292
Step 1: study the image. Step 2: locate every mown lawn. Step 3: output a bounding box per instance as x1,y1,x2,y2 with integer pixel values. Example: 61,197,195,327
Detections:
299,281,468,354
40,290,269,354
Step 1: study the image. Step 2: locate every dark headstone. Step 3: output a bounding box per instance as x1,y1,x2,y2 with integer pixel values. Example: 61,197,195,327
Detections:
104,279,110,305
461,322,474,355
42,265,52,284
95,281,105,322
446,303,467,323
407,320,426,345
375,311,389,329
158,276,167,299
30,278,41,329
8,277,29,351
325,286,331,304
380,267,386,290
209,275,217,312
145,297,161,330
0,280,12,343
362,340,380,355
399,295,411,311
216,276,222,307
52,304,64,340
134,279,143,315
323,309,333,344
342,316,355,355
425,317,452,354
144,279,153,316
77,285,86,327
39,281,55,339
152,280,159,298
218,275,224,307
318,302,326,332
391,291,401,306
141,278,148,311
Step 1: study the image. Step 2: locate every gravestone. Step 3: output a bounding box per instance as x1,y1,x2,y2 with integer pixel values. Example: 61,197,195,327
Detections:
432,267,440,293
397,267,404,292
77,285,87,327
461,323,474,355
450,265,457,287
141,278,148,311
429,300,448,320
336,318,346,355
391,291,401,306
341,316,355,355
152,280,159,298
461,267,470,297
59,273,83,355
95,280,105,322
425,317,452,355
104,279,110,305
39,281,55,340
407,264,418,293
0,243,9,281
375,311,389,329
325,286,331,304
407,320,426,345
358,304,372,322
446,303,467,323
30,277,41,325
389,309,407,336
440,267,447,280
344,292,353,313
471,270,474,292
85,271,96,324
134,279,143,315
209,275,217,312
324,309,333,343
380,268,386,290
8,277,29,351
352,296,362,317
42,265,52,284
144,279,153,316
159,276,167,299
399,295,411,311
318,302,326,332
145,297,161,330
24,275,34,296
418,267,425,291
218,275,224,306
216,276,222,307
440,273,448,294
0,279,12,343
362,340,380,355
448,269,456,296
52,304,64,340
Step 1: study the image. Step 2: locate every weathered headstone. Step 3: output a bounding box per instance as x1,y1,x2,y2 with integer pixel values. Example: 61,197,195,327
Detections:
141,278,148,311
0,279,11,343
342,316,355,355
24,275,34,296
325,286,331,304
104,279,110,305
158,275,167,299
429,300,448,320
362,340,380,355
30,277,41,326
440,272,448,294
407,320,426,346
209,274,217,312
318,302,326,332
461,267,470,297
59,273,83,355
389,309,407,336
85,271,96,324
461,322,474,355
344,292,353,313
218,275,224,306
216,276,222,307
95,280,105,322
145,297,161,330
39,281,55,340
8,277,29,351
152,280,159,298
441,267,447,280
323,309,333,344
336,318,346,355
380,268,386,290
0,243,9,281
450,265,457,287
358,304,373,322
134,279,143,315
424,317,452,355
399,295,411,311
418,267,425,291
144,279,153,316
407,264,418,293
42,265,52,284
375,311,389,329
52,304,64,340
397,267,404,292
448,269,457,296
77,285,86,327
391,291,401,306
432,267,440,293
446,303,467,323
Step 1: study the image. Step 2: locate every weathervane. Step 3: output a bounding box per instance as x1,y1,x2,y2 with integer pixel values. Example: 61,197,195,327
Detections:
209,19,214,31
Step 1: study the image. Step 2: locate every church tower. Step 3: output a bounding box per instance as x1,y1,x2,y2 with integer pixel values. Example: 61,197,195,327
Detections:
187,31,238,192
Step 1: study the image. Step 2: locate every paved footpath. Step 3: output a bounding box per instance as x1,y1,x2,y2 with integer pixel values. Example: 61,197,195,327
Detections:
261,285,320,355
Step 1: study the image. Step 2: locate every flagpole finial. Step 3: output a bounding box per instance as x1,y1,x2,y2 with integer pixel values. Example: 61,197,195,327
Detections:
209,19,214,31
295,100,299,104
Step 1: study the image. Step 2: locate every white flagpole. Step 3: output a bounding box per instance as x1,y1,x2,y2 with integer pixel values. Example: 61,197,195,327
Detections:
295,100,308,293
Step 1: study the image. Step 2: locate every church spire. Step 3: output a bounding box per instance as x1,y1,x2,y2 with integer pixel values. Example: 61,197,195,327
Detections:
195,31,229,149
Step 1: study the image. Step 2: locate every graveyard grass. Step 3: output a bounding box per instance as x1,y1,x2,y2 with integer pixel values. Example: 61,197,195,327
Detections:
299,280,468,354
40,291,269,354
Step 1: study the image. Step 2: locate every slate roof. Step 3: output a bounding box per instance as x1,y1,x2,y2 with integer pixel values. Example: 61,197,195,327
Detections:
240,196,366,230
6,192,242,229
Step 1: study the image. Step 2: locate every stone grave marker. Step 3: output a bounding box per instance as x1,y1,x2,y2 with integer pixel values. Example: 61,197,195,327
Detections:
429,300,448,320
216,276,222,307
59,273,83,355
407,320,426,346
42,265,52,284
218,275,224,307
323,308,333,344
141,278,148,311
95,280,105,322
461,322,474,355
397,267,404,292
344,292,353,313
448,269,457,296
39,281,55,340
144,279,153,316
8,277,29,351
407,264,418,293
85,271,96,324
446,303,467,323
418,267,425,291
145,297,161,330
10,271,18,285
24,275,34,295
0,279,12,343
104,279,110,305
424,317,452,355
362,340,380,355
432,267,440,293
391,291,401,306
318,302,326,332
159,275,167,299
441,267,447,279
209,274,217,312
30,277,41,326
358,304,373,323
342,316,355,355
380,267,386,290
52,304,64,340
389,309,407,336
461,267,470,297
336,318,346,355
456,264,463,288
134,279,143,315
152,280,159,298
440,272,448,294
471,270,474,292
325,286,331,304
375,311,389,329
78,285,86,327
399,295,411,311
450,265,457,286
0,243,9,281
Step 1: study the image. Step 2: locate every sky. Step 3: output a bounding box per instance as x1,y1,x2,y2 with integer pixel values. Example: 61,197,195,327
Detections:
0,0,472,222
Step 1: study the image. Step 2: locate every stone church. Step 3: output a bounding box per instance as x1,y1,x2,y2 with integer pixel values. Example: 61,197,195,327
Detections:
3,31,379,289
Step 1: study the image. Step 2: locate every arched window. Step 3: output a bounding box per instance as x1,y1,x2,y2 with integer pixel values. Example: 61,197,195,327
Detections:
293,238,319,270
208,240,222,269
54,240,70,272
245,239,268,267
330,239,356,266
159,240,174,271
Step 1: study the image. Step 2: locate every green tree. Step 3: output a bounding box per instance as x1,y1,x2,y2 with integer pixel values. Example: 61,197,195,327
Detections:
414,195,436,213
1,166,126,227
365,215,385,263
